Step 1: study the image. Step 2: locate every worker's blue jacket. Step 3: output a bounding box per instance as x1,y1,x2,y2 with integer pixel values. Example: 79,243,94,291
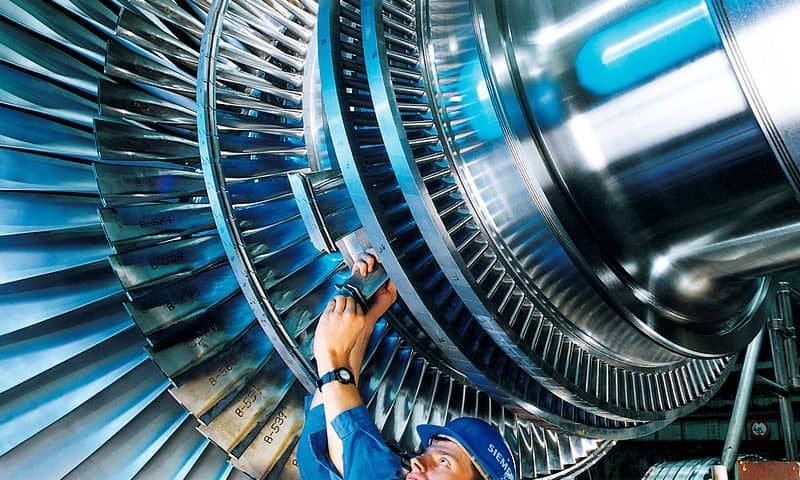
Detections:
296,397,403,479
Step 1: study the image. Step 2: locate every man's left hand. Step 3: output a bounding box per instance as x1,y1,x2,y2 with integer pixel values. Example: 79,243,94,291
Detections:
314,295,366,374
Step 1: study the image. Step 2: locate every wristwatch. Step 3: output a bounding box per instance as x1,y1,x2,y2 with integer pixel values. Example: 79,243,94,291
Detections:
317,367,355,391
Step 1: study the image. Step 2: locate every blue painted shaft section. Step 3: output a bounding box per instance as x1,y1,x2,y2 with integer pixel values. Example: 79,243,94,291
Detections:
576,0,721,96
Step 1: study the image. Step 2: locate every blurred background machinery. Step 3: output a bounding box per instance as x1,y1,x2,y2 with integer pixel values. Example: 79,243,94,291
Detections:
0,0,798,478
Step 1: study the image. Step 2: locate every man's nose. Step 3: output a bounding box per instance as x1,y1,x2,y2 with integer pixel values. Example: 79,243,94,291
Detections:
410,454,427,472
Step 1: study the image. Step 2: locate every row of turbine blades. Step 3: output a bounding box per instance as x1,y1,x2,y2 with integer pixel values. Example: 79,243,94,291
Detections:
0,0,609,478
0,0,253,478
319,0,697,437
357,0,733,426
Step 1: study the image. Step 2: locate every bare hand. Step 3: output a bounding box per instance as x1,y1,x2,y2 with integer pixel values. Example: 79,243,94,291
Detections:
351,248,398,322
351,248,379,277
367,279,397,321
335,249,399,381
314,295,366,374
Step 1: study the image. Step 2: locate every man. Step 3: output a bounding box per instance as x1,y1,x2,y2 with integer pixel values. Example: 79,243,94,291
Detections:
297,251,517,480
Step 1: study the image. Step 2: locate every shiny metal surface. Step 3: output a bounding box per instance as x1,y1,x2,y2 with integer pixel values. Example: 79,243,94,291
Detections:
360,0,734,430
4,0,800,478
721,329,763,471
644,455,768,480
471,0,789,359
710,0,800,199
0,3,234,479
325,0,667,436
197,0,318,393
98,0,610,476
643,457,719,480
288,170,361,253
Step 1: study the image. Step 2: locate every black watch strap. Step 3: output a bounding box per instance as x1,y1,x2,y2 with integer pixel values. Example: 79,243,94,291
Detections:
317,367,355,391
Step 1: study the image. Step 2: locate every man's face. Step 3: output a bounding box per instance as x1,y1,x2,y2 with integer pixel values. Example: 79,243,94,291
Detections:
406,437,480,480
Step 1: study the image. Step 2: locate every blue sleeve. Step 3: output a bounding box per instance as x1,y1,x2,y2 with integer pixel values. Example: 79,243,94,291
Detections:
297,395,338,480
331,406,403,480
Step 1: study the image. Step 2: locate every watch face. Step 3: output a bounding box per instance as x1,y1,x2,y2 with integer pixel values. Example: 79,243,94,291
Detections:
337,369,353,382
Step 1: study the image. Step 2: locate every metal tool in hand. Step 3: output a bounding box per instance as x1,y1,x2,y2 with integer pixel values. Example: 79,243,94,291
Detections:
335,263,389,311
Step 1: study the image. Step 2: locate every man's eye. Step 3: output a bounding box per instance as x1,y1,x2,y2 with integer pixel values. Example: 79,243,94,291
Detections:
438,457,451,468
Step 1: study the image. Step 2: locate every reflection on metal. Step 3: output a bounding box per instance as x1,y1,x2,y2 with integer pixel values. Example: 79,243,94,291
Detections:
0,2,234,479
644,456,767,480
288,170,360,254
643,457,722,480
2,0,800,478
721,329,763,471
